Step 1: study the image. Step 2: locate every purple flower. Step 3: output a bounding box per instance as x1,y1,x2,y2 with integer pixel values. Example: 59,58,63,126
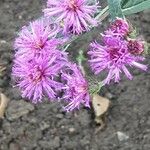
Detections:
14,18,61,58
43,0,98,34
61,63,90,112
127,39,144,55
88,34,147,84
102,30,123,46
109,17,129,36
12,54,66,103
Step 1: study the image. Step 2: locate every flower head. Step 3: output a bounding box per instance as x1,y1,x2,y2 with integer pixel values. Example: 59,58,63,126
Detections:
12,54,66,103
61,63,90,112
127,39,144,55
88,33,147,84
102,30,123,46
109,17,129,36
14,18,61,58
43,0,98,34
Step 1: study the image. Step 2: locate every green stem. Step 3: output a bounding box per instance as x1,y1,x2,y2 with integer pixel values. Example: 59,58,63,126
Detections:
95,6,109,21
76,50,86,75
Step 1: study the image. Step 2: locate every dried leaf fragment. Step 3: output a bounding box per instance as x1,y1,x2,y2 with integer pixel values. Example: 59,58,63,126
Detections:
92,94,110,117
0,93,9,118
92,94,110,131
0,65,6,76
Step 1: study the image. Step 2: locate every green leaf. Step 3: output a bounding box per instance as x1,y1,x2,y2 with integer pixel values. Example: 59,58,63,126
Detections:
121,0,144,8
107,0,124,20
121,0,150,15
144,42,150,55
128,28,138,39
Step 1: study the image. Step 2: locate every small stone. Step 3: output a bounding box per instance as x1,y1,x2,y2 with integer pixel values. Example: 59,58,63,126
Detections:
105,92,114,99
6,100,34,121
61,125,65,129
56,114,63,119
0,40,7,44
39,121,50,130
69,127,75,133
28,117,37,123
18,15,22,19
117,131,129,142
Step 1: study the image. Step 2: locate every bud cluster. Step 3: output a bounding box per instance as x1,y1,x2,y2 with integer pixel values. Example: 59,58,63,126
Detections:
88,18,147,84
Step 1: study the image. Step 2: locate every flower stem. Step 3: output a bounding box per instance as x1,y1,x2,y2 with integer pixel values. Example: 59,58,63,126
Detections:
95,6,109,22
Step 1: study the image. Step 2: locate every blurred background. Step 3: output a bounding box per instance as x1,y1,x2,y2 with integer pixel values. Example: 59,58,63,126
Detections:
0,0,150,150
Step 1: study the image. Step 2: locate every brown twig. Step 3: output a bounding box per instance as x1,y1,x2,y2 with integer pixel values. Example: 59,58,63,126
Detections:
0,65,6,76
0,93,9,118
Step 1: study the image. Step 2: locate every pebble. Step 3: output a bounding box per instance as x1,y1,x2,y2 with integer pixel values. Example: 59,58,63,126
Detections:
56,114,63,119
0,40,7,44
61,125,65,129
18,15,22,20
69,127,75,133
105,92,114,99
117,131,129,142
39,121,50,131
6,100,34,121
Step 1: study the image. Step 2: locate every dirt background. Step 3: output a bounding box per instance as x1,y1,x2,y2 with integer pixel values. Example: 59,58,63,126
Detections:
0,0,150,150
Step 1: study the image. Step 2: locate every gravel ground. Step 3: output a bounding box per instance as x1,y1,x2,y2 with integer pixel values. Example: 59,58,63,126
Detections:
0,0,150,150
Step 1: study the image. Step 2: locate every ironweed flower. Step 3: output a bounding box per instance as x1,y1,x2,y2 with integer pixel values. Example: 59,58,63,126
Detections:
127,39,144,55
14,18,61,58
12,55,66,103
102,30,124,46
109,17,129,36
88,34,147,84
61,63,90,112
43,0,98,34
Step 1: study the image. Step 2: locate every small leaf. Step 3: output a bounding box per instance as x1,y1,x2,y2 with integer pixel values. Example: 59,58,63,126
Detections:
107,0,124,20
143,42,150,55
121,0,144,8
121,0,150,15
128,28,138,39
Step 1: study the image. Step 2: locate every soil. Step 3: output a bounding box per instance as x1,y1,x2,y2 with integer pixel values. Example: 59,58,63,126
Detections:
0,0,150,150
